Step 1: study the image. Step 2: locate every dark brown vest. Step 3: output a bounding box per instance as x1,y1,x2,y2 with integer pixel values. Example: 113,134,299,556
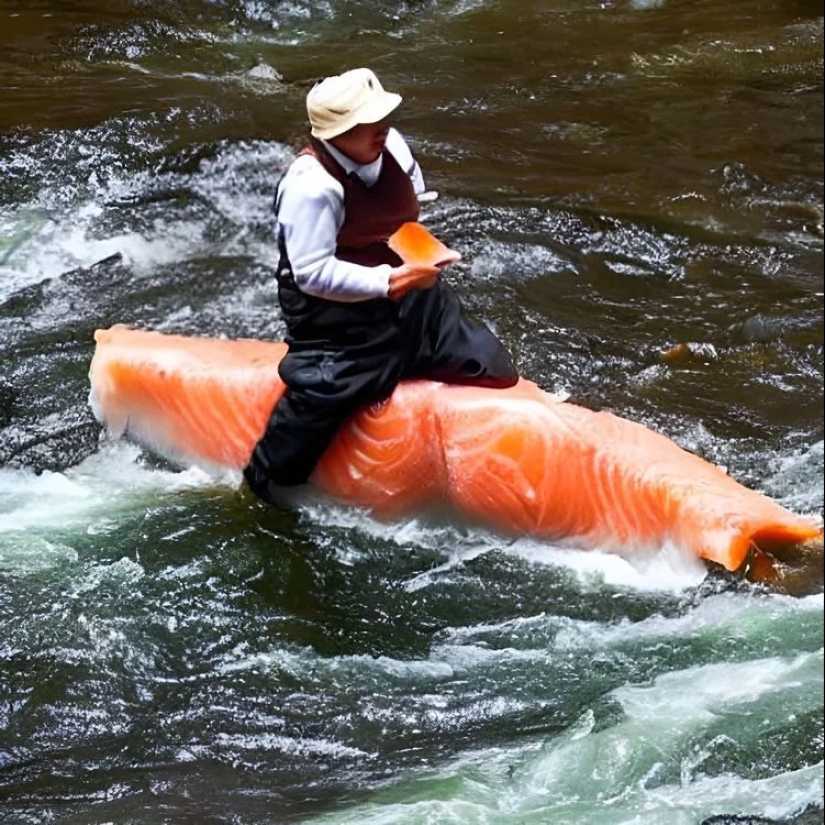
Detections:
298,137,420,266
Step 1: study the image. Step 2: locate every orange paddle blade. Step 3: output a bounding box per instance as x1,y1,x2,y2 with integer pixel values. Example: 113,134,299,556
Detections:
388,222,462,267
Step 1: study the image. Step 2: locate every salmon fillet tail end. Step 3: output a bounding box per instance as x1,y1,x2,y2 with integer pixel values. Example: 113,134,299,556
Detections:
701,520,824,574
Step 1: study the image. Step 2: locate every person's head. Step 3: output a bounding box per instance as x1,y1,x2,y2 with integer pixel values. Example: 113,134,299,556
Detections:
306,68,402,163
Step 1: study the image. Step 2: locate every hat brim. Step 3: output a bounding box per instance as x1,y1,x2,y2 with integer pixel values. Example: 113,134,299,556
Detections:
311,92,402,140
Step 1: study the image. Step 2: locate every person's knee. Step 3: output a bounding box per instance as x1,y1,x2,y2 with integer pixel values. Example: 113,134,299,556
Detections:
485,370,519,389
482,346,519,388
475,366,519,389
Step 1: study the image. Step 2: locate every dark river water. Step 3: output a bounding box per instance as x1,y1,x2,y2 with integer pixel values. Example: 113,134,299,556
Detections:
1,1,823,823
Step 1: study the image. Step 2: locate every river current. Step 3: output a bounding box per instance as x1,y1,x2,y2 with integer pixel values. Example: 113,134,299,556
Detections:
0,1,823,823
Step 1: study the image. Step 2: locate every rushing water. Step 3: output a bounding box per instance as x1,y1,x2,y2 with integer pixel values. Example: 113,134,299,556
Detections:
1,0,823,823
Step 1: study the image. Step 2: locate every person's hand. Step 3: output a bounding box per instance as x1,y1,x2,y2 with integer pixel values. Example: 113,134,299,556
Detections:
388,263,440,300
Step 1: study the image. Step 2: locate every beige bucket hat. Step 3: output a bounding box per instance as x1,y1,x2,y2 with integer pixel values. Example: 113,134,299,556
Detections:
307,68,402,140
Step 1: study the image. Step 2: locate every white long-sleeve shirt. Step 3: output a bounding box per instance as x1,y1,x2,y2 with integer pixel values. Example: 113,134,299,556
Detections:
274,128,426,302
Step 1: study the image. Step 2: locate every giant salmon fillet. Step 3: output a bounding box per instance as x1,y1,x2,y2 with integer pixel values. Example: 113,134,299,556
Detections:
88,324,822,574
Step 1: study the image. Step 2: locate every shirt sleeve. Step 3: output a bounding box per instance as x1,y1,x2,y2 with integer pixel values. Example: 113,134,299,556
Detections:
276,156,392,302
386,128,426,195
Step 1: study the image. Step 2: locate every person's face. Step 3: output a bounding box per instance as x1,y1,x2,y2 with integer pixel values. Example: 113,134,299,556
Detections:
331,118,391,164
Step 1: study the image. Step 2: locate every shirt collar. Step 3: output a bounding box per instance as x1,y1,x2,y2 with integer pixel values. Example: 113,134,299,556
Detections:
320,139,383,187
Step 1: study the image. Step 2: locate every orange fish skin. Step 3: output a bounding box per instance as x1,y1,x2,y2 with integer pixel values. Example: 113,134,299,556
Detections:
89,326,823,572
314,378,821,570
90,326,287,471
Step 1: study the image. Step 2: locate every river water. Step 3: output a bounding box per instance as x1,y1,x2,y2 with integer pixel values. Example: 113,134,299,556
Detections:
0,1,823,823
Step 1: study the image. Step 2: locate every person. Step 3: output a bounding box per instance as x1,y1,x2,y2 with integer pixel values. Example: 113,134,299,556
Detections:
243,67,518,502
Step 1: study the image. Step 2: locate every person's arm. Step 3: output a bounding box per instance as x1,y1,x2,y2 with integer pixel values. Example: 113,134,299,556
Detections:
277,156,392,302
385,128,426,195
